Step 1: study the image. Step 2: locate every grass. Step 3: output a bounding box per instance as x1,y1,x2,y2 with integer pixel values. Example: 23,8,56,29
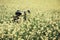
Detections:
0,0,60,40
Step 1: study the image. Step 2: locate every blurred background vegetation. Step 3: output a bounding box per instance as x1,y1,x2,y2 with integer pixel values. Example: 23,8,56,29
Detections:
0,0,60,40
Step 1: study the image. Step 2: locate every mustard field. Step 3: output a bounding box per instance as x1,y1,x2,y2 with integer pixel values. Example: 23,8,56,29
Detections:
0,0,60,40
